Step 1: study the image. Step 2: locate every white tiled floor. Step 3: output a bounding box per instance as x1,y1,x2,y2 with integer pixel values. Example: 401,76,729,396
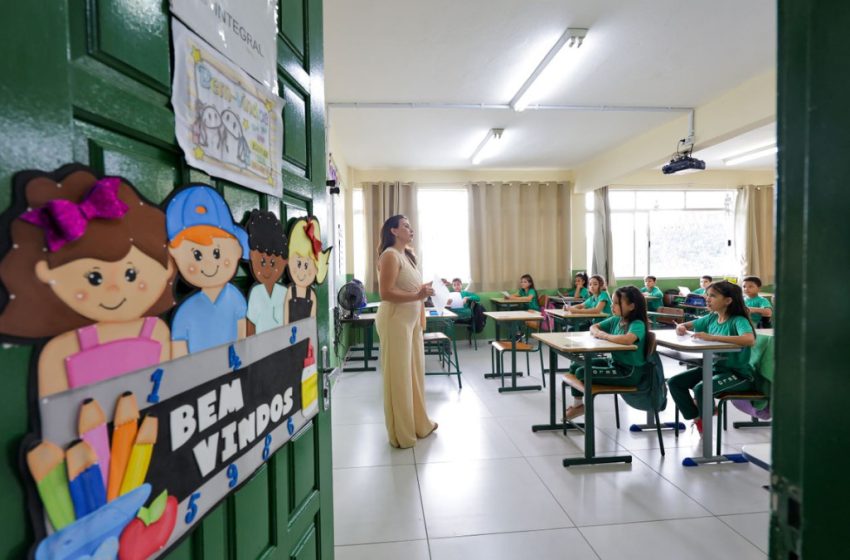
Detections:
332,342,772,559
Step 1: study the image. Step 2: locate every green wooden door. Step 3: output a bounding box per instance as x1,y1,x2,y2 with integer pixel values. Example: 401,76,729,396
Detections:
0,1,333,558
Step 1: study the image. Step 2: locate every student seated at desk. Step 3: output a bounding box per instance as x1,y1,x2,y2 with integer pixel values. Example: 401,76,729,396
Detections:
505,274,540,311
692,275,712,295
641,275,663,312
567,271,590,299
667,281,756,434
569,274,611,324
742,275,773,327
445,277,480,319
564,286,650,420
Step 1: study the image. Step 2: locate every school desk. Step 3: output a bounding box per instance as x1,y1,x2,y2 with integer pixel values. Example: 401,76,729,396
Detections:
548,295,585,308
483,311,544,393
531,331,637,467
653,329,747,466
490,297,529,313
546,308,608,333
423,308,463,387
340,314,378,372
742,443,771,471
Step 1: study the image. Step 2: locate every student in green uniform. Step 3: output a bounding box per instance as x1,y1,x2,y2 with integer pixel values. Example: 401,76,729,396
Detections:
742,276,773,327
641,275,664,311
564,285,650,420
667,281,756,434
569,272,590,299
693,275,712,295
446,277,480,320
569,274,612,324
506,274,540,311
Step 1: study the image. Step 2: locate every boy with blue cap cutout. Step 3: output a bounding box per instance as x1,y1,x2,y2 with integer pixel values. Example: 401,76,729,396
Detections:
166,185,249,357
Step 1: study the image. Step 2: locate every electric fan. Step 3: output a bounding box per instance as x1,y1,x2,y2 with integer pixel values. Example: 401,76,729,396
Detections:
337,279,367,319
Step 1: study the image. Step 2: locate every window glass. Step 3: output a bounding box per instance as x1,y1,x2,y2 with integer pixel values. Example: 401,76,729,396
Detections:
608,191,635,210
417,188,470,284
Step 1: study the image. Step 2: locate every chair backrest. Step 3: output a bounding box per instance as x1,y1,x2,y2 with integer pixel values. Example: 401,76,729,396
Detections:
656,306,684,327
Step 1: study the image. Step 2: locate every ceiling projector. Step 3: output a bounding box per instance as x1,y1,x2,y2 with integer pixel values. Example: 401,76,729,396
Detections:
662,154,706,174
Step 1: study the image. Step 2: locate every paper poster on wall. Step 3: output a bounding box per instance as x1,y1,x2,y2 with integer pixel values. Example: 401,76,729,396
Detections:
172,19,284,197
0,165,323,559
170,0,278,93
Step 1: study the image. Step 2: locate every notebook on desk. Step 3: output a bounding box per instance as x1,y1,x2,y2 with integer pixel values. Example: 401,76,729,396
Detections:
501,291,511,298
678,286,691,296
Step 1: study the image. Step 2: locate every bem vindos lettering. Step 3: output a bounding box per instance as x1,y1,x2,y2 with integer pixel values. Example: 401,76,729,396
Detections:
169,379,294,477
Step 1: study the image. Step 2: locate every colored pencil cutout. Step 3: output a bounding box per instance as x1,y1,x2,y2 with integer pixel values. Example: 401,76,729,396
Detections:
119,415,158,496
66,439,106,519
107,391,139,501
26,440,75,530
78,398,110,489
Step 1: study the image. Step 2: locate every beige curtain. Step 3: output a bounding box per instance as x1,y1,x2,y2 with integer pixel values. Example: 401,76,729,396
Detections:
362,181,419,293
734,184,775,284
468,181,571,291
592,186,616,288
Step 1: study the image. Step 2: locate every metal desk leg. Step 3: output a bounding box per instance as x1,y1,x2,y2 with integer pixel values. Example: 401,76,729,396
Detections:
630,410,686,432
499,321,540,393
562,352,632,467
682,350,747,466
343,322,377,372
532,348,578,432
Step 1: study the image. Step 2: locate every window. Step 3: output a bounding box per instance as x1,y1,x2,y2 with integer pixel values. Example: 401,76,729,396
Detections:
352,188,366,282
350,186,471,287
417,188,470,284
606,189,737,278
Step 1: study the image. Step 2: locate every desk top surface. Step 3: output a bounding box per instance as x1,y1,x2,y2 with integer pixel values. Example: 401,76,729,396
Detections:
647,311,683,318
551,295,586,303
490,297,529,304
547,308,608,319
652,329,743,352
425,309,458,319
533,331,637,353
484,310,543,321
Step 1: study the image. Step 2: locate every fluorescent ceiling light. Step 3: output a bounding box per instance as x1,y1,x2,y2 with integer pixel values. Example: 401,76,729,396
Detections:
510,28,587,112
471,128,504,165
724,145,777,166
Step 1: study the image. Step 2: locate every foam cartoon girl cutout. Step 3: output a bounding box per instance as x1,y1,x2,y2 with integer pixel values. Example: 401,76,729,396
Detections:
0,165,176,398
284,216,332,325
245,210,288,335
166,185,249,357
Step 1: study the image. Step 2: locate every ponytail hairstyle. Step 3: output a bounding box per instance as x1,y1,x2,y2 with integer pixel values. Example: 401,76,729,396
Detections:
708,280,754,331
614,286,649,333
378,214,417,266
589,274,607,295
574,271,588,288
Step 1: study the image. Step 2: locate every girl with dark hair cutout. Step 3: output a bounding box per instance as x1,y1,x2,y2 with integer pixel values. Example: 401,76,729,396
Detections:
0,165,176,397
667,280,756,433
565,286,650,420
246,210,288,335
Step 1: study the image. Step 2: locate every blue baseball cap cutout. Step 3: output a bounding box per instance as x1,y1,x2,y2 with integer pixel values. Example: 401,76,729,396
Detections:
166,185,249,259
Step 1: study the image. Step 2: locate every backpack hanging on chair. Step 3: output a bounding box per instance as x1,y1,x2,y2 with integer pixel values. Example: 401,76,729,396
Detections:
621,332,668,412
471,301,487,333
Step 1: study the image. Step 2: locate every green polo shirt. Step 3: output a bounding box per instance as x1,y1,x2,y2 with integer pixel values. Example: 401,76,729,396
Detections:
570,287,590,299
691,313,755,375
583,291,612,322
641,286,663,311
519,288,540,311
596,316,646,367
693,287,706,295
745,295,772,323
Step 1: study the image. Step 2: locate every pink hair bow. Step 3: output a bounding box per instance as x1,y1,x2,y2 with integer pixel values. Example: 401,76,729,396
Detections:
20,177,129,252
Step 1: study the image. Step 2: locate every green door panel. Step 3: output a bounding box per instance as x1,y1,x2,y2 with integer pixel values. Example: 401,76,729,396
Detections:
234,466,275,559
280,0,306,59
89,0,172,90
0,0,332,558
282,84,310,171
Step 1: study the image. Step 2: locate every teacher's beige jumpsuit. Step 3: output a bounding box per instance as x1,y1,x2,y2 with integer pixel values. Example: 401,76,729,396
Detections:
375,248,437,448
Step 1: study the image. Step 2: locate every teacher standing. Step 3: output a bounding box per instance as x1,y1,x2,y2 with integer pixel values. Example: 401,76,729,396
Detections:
375,215,438,448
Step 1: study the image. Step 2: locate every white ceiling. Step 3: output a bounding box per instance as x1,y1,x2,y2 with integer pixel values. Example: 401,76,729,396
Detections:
324,0,776,170
692,122,776,170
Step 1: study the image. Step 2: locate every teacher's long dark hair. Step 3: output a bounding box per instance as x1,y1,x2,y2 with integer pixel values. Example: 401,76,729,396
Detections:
378,214,417,266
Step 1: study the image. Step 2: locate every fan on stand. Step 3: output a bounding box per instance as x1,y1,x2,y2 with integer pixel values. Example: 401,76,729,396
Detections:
337,279,367,319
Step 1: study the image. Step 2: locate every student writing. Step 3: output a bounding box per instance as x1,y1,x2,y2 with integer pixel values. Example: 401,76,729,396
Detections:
666,281,756,434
